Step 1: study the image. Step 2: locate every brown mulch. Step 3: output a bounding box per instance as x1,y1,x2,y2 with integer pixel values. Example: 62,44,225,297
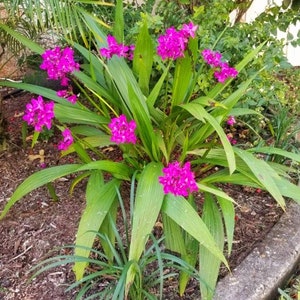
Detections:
0,90,284,299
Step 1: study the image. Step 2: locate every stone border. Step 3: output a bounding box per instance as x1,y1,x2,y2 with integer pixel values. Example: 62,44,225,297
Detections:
215,201,300,300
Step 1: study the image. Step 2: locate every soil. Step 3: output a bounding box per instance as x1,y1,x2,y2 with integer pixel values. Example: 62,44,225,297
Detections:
0,90,285,299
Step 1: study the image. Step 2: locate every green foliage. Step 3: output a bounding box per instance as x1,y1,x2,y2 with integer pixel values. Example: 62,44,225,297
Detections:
31,234,200,299
0,0,112,46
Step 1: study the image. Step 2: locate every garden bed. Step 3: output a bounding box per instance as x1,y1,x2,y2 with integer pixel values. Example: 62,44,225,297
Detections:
0,90,291,299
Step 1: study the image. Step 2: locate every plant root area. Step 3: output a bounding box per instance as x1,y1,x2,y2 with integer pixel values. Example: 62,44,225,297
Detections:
0,91,284,299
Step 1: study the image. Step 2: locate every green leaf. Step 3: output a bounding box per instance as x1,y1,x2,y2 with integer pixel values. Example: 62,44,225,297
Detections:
127,83,160,161
249,146,300,163
161,194,228,268
197,183,236,204
178,197,199,296
126,162,165,294
133,19,154,96
113,0,124,42
188,148,260,185
162,213,186,254
97,191,119,264
74,69,116,104
180,102,206,123
200,169,260,188
207,42,266,98
72,142,92,163
0,164,82,220
0,23,44,54
215,72,262,115
105,53,146,117
216,196,235,255
181,103,236,174
62,135,112,155
55,103,109,126
199,194,224,300
70,125,104,136
73,177,120,280
234,148,286,209
0,82,69,105
147,62,171,108
76,160,132,180
272,177,300,204
229,107,264,117
207,42,266,100
172,51,194,106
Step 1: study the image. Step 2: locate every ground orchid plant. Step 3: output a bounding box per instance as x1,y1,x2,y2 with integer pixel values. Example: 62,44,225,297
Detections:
1,2,300,299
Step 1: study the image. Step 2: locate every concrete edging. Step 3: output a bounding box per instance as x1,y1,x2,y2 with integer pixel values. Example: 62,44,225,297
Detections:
214,201,300,300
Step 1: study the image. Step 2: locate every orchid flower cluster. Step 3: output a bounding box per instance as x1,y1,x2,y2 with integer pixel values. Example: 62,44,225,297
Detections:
156,22,198,60
100,35,135,60
202,49,238,83
23,46,79,152
108,114,137,144
23,95,55,132
40,46,80,86
41,46,79,104
159,162,198,197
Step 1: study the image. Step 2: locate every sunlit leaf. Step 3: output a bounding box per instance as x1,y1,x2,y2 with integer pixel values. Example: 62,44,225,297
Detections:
0,164,82,220
199,193,224,300
161,194,228,269
73,177,120,280
126,162,165,295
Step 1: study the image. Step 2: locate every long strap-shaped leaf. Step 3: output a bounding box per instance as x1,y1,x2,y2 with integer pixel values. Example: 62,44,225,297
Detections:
126,162,165,297
161,194,228,269
133,19,154,96
199,193,224,300
73,175,120,280
0,82,69,104
249,146,300,163
234,147,286,209
55,103,109,126
0,23,44,54
76,160,132,180
0,161,131,220
181,103,236,174
0,164,82,220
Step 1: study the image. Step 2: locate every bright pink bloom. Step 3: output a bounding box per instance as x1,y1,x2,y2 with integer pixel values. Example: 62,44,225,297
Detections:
202,49,238,83
108,114,137,144
181,22,198,38
23,96,55,132
100,35,135,60
227,115,236,126
159,162,198,197
202,49,222,67
40,47,79,86
57,128,73,151
214,62,238,83
157,27,186,60
157,22,197,61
